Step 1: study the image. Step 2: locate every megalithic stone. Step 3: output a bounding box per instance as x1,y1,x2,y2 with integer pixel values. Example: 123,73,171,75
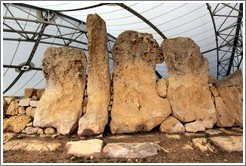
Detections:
110,30,172,134
33,47,87,135
77,14,111,136
161,37,216,129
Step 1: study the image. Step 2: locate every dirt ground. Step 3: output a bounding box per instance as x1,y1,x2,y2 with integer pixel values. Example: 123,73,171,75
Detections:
3,127,244,163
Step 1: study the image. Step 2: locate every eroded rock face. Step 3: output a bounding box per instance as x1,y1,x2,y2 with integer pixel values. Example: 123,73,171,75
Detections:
33,47,87,135
214,97,235,127
216,69,243,126
161,37,216,129
78,14,110,136
156,77,167,98
110,31,171,134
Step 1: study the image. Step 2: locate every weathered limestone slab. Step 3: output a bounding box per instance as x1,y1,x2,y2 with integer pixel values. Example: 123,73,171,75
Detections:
209,136,243,152
5,101,19,115
3,115,32,133
161,37,216,129
110,31,172,134
33,47,87,135
30,100,39,107
103,142,161,158
3,98,7,117
159,116,185,133
22,126,39,135
66,139,103,156
78,14,110,136
214,97,235,127
156,77,167,98
4,139,61,152
216,69,243,126
19,98,31,107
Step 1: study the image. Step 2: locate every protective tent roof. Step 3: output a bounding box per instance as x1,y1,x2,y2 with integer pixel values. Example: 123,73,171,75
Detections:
2,2,244,96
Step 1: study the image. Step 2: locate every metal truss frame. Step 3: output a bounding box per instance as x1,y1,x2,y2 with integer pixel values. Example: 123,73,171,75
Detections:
3,3,115,94
206,3,243,79
3,3,244,94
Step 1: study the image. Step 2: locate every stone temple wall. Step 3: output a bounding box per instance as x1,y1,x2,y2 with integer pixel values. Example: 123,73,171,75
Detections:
3,14,243,137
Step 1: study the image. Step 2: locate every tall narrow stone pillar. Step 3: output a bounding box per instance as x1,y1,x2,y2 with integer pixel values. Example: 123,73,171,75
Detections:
33,47,87,135
77,14,111,136
110,31,172,134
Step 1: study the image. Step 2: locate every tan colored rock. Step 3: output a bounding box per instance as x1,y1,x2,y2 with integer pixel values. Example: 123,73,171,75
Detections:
4,139,61,152
3,115,32,133
209,136,243,152
78,14,110,136
26,107,35,118
214,97,235,127
33,47,87,135
185,121,205,133
36,89,45,100
22,126,39,135
160,116,185,133
110,31,171,134
66,139,103,157
192,138,215,152
19,98,31,107
209,86,219,97
5,101,19,115
3,132,16,144
156,77,167,98
4,96,19,105
24,88,36,98
161,37,216,129
216,69,243,126
30,100,39,107
18,106,26,114
103,142,161,158
44,127,56,135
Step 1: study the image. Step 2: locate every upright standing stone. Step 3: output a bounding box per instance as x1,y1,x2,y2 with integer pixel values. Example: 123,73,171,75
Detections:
77,14,110,136
216,69,243,126
161,37,216,129
33,47,87,135
110,31,172,134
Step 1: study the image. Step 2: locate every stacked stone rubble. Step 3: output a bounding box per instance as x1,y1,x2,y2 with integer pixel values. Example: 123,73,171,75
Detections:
3,91,56,136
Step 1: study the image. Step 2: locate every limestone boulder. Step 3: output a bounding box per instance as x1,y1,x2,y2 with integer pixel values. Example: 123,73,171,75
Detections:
103,142,161,158
156,77,167,98
33,47,87,135
216,69,243,126
22,126,39,135
5,100,19,116
110,31,172,134
78,14,110,136
214,97,235,127
161,37,216,129
3,115,32,133
159,116,185,133
185,121,205,133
